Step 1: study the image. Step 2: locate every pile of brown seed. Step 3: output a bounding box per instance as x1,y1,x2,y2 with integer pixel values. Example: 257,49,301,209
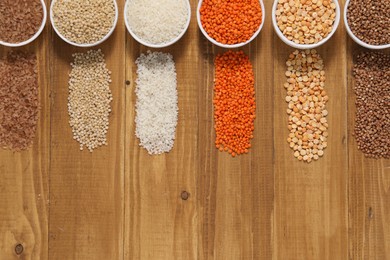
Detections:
0,51,39,151
68,49,113,152
52,0,116,44
347,0,390,46
353,52,389,159
0,0,43,43
284,49,329,162
276,0,336,44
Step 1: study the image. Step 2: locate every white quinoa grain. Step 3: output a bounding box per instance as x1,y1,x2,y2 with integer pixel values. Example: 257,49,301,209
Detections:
52,0,116,44
68,49,113,152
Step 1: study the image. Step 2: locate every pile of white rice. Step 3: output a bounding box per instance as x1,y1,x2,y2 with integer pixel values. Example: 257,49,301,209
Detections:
135,51,178,155
126,0,189,45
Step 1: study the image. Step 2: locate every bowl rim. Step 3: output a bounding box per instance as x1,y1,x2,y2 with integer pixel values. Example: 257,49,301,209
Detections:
0,0,47,47
272,0,341,50
344,0,390,50
50,0,119,48
196,0,265,48
124,0,192,48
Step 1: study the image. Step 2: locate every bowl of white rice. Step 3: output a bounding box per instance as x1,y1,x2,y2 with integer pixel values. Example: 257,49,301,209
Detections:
124,0,191,48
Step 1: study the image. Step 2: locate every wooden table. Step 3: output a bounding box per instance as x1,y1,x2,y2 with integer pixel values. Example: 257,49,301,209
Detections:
0,0,389,259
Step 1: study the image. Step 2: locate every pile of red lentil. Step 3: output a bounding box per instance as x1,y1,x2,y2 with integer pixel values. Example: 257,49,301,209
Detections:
214,51,256,157
200,0,262,45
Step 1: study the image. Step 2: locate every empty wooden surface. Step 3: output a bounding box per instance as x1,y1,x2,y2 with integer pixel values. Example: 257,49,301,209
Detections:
0,0,389,259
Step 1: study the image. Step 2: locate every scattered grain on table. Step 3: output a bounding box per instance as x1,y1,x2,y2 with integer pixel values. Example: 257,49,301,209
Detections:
347,0,390,46
135,51,178,155
52,0,116,45
353,52,389,159
0,0,43,43
276,0,336,45
214,50,256,157
126,0,189,45
68,49,113,152
200,0,262,45
284,49,329,163
0,51,39,151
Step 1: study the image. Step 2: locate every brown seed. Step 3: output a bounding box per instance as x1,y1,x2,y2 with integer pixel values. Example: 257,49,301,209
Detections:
346,0,389,45
353,52,389,158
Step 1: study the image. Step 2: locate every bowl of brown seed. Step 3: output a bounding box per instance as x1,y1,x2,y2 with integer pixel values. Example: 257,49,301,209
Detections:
50,0,118,47
0,0,47,47
272,0,340,49
344,0,390,50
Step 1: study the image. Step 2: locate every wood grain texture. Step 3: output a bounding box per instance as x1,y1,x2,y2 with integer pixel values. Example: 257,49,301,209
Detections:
0,0,389,259
273,0,348,259
124,1,199,259
348,42,390,260
47,0,125,259
0,3,50,258
197,0,274,258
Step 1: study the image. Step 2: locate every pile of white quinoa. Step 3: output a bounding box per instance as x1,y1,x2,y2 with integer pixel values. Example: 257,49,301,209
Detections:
135,51,178,155
68,49,113,152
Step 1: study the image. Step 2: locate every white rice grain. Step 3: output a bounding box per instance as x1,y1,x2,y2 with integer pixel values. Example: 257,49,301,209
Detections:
126,0,188,45
135,51,178,155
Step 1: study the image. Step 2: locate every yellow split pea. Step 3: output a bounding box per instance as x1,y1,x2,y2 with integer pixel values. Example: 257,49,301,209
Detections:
284,49,329,163
276,0,336,44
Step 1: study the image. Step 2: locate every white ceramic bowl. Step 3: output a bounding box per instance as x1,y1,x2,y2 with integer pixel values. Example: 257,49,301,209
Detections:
344,0,389,50
0,0,47,47
197,0,265,48
50,0,119,47
124,0,191,48
272,0,340,49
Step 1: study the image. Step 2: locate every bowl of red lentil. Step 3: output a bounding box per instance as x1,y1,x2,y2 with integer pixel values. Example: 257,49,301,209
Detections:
197,0,265,48
272,0,340,50
344,0,390,50
50,0,119,47
0,0,47,47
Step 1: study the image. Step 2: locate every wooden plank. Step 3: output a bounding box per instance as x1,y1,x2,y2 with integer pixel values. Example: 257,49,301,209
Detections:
48,0,125,258
347,42,390,259
197,0,274,258
0,1,50,258
273,0,348,258
124,1,199,258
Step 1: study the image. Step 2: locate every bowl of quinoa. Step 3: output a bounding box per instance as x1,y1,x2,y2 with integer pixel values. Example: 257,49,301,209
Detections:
50,0,118,47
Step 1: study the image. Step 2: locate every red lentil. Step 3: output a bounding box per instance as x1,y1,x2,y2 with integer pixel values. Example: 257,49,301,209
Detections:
200,0,262,45
214,51,256,157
